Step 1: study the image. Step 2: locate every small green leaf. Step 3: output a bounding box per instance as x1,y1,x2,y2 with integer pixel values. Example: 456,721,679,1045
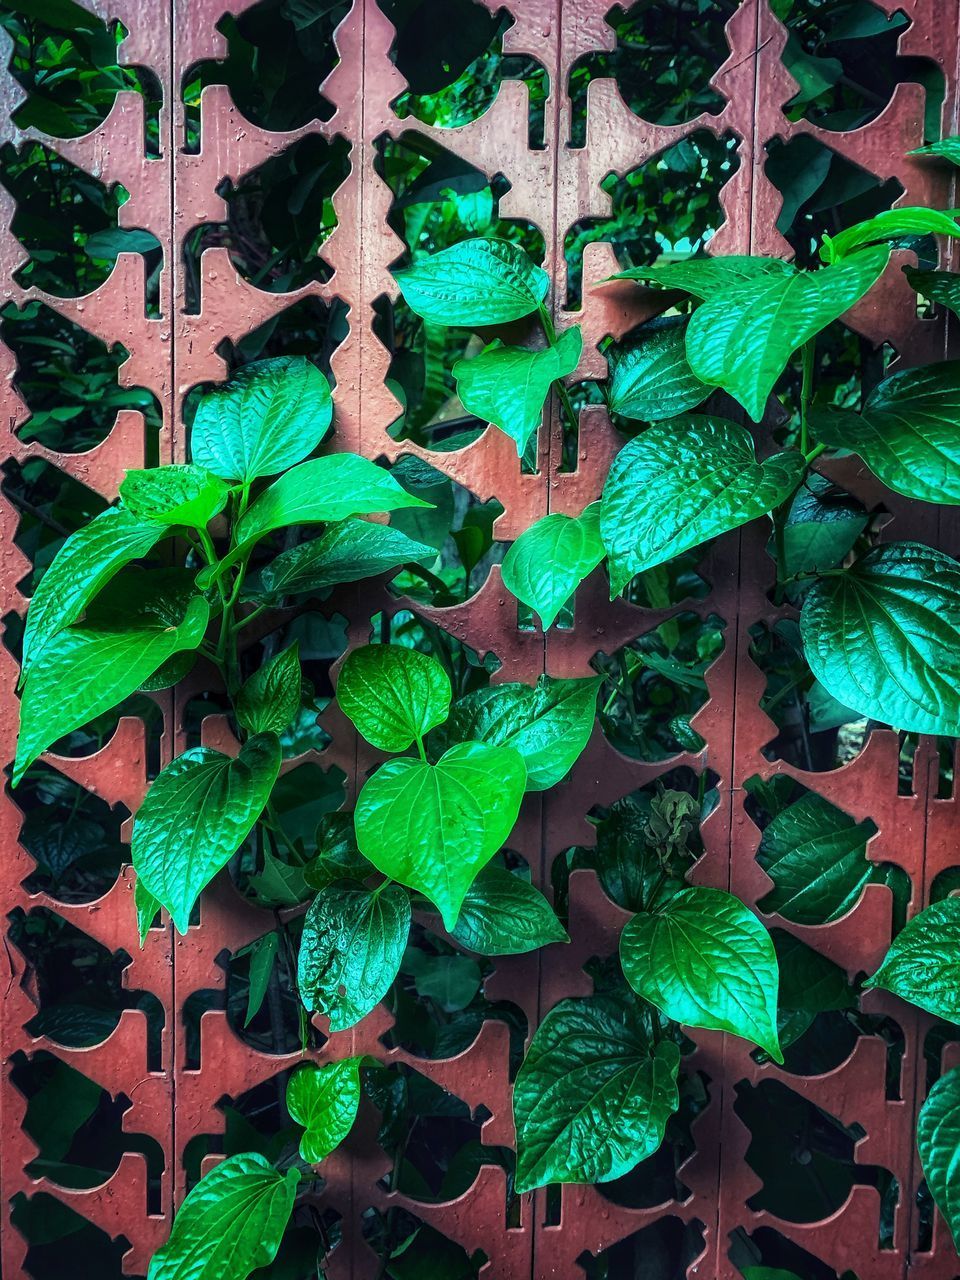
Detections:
865,898,960,1022
393,237,549,327
135,878,161,947
119,464,230,528
781,474,867,576
501,503,605,629
453,325,582,455
800,541,960,734
620,885,782,1061
601,416,804,595
132,734,282,933
774,930,856,1050
303,813,371,892
917,1065,960,1249
286,1058,362,1164
191,355,333,481
605,323,708,421
21,506,166,681
430,674,599,790
757,791,877,924
355,741,526,929
235,643,302,735
337,644,451,752
298,879,411,1030
810,361,960,504
909,137,960,165
685,246,889,421
451,867,568,954
147,1153,299,1280
605,256,792,296
243,932,279,1027
249,518,435,603
15,594,210,786
824,208,960,261
513,996,680,1192
904,266,960,316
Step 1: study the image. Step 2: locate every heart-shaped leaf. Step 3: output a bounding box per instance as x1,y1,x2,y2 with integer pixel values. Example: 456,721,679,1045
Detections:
298,878,410,1031
605,323,708,421
501,503,605,628
355,741,526,929
286,1058,362,1163
235,642,302,735
800,542,960,734
620,885,782,1061
338,644,452,752
811,361,960,504
865,897,960,1022
132,734,281,932
393,237,549,327
781,473,868,576
147,1153,298,1280
601,416,804,594
917,1065,960,1248
190,355,333,481
451,867,568,954
119,464,230,528
513,995,680,1192
453,325,582,455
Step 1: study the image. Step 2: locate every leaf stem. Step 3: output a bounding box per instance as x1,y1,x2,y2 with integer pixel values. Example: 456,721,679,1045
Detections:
799,337,816,456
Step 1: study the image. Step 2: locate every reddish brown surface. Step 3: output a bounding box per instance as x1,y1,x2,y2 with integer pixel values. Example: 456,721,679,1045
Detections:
2,1,960,1276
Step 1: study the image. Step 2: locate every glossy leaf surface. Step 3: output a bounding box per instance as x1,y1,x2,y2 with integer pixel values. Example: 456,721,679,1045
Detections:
338,644,451,752
393,237,549,326
501,503,604,628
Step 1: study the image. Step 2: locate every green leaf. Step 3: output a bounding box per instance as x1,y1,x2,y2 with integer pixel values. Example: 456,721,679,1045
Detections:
781,474,867,576
119,465,230,528
620,885,782,1061
337,644,451,752
513,995,680,1192
501,503,605,628
355,741,526,930
286,1058,362,1164
132,734,281,933
824,208,960,261
15,594,210,786
917,1065,960,1249
303,813,371,892
800,541,960,734
135,878,161,947
191,356,333,481
451,867,568,954
21,505,166,681
810,361,960,504
147,1153,299,1280
600,416,804,594
605,324,708,421
243,932,279,1027
910,137,960,165
606,256,792,297
865,898,960,1022
685,246,889,420
756,791,877,925
430,674,599,790
249,518,435,604
393,237,549,327
453,325,582,455
298,879,411,1030
235,643,302,735
904,266,960,317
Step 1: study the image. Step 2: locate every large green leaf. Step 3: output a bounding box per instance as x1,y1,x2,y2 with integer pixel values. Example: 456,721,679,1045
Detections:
393,237,549,327
249,518,435,604
513,996,680,1192
15,594,209,786
619,885,782,1061
685,246,889,421
298,878,410,1031
453,325,582,455
600,416,804,594
119,465,230,528
286,1058,362,1164
823,208,960,261
355,741,526,929
430,674,599,790
501,503,605,628
606,256,792,297
451,866,568,954
865,898,960,1022
800,542,960,734
132,734,281,933
756,791,877,924
235,643,302,735
21,505,166,681
917,1065,960,1249
605,324,708,421
147,1153,299,1280
337,644,451,752
810,361,960,504
190,356,333,481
